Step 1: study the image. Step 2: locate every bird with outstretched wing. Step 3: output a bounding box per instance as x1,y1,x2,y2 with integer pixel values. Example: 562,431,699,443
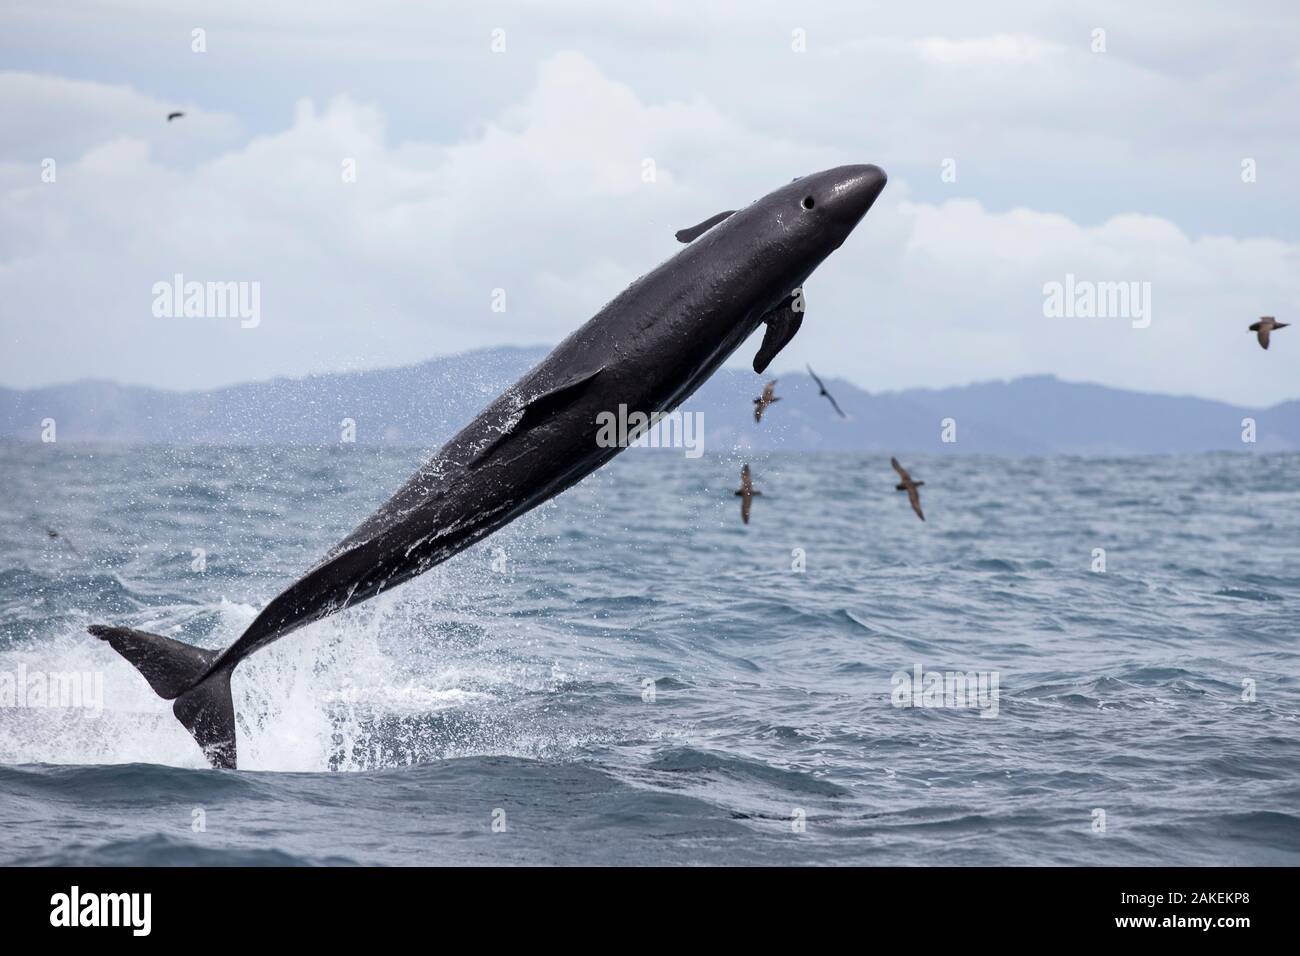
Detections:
733,464,761,525
753,380,781,423
806,364,846,418
891,457,925,522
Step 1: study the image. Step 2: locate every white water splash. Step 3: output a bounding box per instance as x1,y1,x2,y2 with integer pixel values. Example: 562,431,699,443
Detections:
0,568,562,772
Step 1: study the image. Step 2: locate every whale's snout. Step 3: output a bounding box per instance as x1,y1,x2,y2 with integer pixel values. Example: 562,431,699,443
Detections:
823,164,887,227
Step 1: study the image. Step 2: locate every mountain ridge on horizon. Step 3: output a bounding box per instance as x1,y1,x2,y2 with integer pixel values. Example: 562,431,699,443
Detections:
4,344,1292,410
2,345,1296,454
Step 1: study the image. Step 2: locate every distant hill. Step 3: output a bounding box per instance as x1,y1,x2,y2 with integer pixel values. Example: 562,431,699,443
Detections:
2,346,1295,454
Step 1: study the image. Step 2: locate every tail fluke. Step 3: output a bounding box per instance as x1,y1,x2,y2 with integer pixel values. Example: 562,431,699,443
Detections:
87,625,215,698
171,668,236,769
88,625,238,769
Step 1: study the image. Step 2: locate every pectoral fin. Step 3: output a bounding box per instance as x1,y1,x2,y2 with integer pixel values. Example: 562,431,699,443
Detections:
473,366,605,464
752,291,805,374
675,210,735,243
519,367,605,426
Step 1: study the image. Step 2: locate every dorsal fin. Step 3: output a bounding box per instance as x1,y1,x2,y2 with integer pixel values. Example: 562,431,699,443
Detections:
472,367,605,464
752,290,805,374
675,210,735,243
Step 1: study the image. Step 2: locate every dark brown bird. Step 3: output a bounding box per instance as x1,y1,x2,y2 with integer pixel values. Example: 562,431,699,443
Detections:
806,364,846,418
46,527,83,558
753,379,781,423
891,457,925,522
1249,316,1288,350
733,464,761,525
167,111,185,122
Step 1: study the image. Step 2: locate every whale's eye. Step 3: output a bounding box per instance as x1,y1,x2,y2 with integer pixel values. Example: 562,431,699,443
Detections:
801,195,815,210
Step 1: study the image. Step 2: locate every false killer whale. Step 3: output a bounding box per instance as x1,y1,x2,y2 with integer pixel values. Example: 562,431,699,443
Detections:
89,164,887,767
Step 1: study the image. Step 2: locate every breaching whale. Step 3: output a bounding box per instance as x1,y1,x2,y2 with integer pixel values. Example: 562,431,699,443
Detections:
89,164,887,768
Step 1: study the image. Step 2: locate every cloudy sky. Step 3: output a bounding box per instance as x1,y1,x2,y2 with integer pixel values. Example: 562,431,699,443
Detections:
2,0,1298,404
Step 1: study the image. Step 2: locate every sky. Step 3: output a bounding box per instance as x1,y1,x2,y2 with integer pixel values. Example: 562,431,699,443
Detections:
1,0,1298,405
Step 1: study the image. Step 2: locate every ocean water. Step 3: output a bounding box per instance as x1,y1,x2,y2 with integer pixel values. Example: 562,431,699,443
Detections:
1,443,1298,866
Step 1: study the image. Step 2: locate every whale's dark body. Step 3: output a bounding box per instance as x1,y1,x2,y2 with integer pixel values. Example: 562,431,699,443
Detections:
89,164,887,767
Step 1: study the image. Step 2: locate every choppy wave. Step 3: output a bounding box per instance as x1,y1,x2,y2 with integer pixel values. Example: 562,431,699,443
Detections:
2,444,1299,864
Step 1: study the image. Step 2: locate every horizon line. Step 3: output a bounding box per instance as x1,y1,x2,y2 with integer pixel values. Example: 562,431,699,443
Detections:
1,342,1294,411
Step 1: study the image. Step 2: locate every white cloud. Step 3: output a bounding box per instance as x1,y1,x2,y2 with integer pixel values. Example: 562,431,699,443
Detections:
1,49,1298,407
0,71,242,165
804,190,1300,405
0,54,819,391
914,34,1064,65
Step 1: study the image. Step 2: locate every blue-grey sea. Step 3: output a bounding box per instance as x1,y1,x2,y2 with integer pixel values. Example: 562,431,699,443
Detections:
1,443,1298,865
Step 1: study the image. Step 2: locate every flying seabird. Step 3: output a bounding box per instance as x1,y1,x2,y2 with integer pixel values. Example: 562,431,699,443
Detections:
734,464,761,525
167,111,185,122
891,457,925,522
46,527,83,558
753,379,781,423
806,364,846,418
1249,316,1289,350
